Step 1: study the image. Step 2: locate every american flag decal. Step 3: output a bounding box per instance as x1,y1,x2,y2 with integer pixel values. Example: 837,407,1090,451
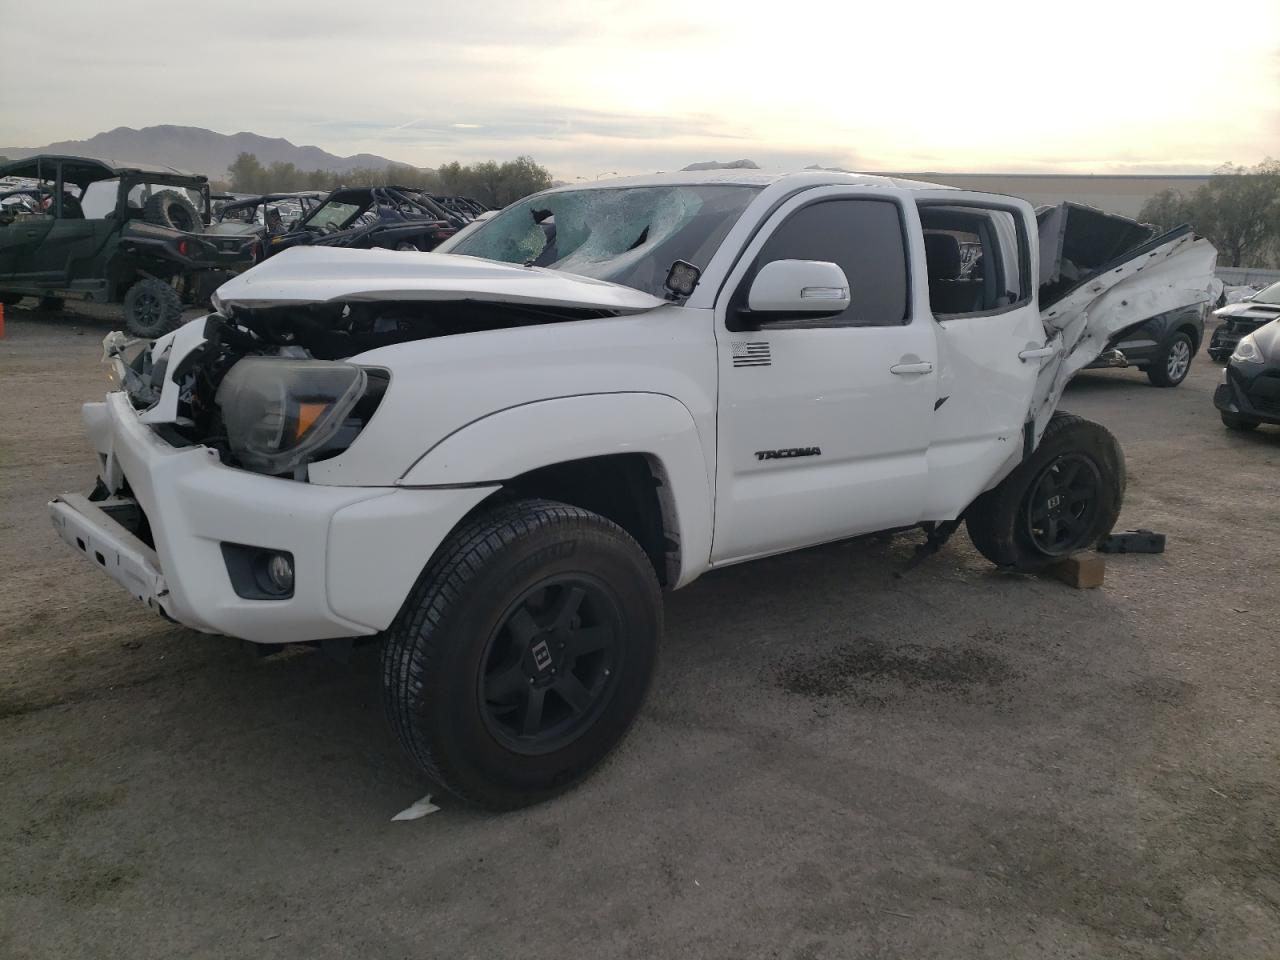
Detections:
731,341,771,368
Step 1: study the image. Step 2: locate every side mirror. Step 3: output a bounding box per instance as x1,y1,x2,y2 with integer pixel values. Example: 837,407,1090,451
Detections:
746,259,851,315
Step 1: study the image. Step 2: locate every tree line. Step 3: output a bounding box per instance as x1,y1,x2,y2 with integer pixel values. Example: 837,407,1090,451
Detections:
219,153,553,209
1139,159,1280,268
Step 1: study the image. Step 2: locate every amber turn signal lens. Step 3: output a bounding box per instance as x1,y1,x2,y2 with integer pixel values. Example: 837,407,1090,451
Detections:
294,401,330,441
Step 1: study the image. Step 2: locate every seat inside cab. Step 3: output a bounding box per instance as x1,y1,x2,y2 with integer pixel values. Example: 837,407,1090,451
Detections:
919,206,1022,317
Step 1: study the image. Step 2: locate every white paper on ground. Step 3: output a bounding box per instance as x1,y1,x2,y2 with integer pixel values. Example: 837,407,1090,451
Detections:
391,794,440,821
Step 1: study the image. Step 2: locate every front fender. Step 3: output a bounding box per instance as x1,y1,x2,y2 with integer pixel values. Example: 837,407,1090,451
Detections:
398,392,714,587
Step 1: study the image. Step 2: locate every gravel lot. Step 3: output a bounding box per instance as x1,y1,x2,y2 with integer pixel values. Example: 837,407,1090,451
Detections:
2,304,1277,959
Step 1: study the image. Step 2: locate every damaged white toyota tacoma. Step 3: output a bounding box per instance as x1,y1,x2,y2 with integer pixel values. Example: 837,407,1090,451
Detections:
49,172,1216,808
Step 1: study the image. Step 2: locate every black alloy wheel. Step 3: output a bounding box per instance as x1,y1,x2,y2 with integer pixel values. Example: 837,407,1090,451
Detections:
479,576,622,755
381,498,661,809
965,412,1124,570
1025,452,1104,556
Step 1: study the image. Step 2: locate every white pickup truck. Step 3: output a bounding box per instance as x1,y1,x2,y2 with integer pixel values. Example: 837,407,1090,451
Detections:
49,171,1216,808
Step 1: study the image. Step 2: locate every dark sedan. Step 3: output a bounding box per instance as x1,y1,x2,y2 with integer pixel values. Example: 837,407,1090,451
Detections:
1213,317,1280,431
1208,280,1280,361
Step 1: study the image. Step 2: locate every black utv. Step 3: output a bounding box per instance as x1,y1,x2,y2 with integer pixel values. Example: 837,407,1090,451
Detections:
0,155,257,337
264,185,457,258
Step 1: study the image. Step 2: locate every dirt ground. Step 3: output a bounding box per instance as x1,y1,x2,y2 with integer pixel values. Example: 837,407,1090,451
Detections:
1,303,1277,960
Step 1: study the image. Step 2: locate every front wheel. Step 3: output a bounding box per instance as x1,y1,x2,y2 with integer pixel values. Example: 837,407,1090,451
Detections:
1147,332,1194,387
382,498,661,809
966,413,1125,570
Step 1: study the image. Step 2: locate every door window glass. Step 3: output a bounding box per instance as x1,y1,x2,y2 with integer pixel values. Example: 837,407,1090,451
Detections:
918,204,1028,317
739,199,910,327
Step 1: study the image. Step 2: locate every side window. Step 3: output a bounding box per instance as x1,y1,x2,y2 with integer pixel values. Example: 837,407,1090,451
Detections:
918,204,1028,317
739,198,910,327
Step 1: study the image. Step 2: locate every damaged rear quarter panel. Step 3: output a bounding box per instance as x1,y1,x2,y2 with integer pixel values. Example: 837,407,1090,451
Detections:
1030,229,1217,437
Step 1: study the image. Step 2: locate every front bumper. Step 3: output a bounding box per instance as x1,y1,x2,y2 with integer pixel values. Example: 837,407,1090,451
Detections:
1208,320,1262,360
50,392,496,644
1213,362,1280,425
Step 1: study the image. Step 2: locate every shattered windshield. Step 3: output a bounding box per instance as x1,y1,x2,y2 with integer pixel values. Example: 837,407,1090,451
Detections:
451,184,761,297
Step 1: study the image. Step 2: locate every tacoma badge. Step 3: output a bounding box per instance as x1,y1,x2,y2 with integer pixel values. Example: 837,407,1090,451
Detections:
754,447,822,461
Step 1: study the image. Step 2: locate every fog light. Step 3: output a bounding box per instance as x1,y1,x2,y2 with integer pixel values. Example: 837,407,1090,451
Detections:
220,543,296,600
266,553,294,593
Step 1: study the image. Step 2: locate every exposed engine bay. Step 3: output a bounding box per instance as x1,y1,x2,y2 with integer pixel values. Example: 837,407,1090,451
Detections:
109,298,618,473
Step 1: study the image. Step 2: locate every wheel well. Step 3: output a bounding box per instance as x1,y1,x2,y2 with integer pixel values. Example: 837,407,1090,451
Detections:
498,454,675,587
1177,323,1201,349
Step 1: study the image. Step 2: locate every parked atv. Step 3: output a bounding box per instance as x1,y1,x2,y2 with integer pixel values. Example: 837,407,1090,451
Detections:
210,191,325,257
0,155,257,337
263,185,456,258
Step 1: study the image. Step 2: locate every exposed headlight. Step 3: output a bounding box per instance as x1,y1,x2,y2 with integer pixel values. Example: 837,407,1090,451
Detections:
1231,334,1264,364
215,357,372,475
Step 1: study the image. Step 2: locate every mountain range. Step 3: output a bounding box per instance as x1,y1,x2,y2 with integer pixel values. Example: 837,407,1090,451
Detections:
0,125,413,179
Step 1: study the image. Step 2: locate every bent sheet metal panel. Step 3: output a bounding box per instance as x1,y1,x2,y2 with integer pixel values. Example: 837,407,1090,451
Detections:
1029,229,1218,437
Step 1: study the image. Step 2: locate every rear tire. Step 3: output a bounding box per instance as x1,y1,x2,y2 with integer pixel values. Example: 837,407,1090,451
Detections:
382,498,662,809
966,412,1125,570
1147,331,1194,387
144,190,203,234
1220,412,1260,432
123,278,184,338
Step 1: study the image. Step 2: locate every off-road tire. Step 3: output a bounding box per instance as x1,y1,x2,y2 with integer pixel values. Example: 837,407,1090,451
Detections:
1147,331,1194,387
1220,412,1260,432
965,412,1125,570
382,498,662,810
123,278,184,338
35,296,64,311
144,190,203,234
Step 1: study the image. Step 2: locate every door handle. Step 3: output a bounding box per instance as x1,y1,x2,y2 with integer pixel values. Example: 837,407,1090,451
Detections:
890,361,934,375
1018,345,1057,362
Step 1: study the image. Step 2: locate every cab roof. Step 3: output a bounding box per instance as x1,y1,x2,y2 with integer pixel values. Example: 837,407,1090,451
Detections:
542,169,953,194
0,154,205,189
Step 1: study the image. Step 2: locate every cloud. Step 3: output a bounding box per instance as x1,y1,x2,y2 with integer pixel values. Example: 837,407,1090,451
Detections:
1,0,1277,180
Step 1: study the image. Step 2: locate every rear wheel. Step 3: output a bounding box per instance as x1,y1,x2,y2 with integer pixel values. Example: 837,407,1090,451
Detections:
382,498,661,809
1147,331,1194,387
966,413,1125,570
123,278,184,338
1220,412,1260,432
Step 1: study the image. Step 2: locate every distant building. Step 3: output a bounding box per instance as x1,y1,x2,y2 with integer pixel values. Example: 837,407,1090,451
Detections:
889,173,1212,219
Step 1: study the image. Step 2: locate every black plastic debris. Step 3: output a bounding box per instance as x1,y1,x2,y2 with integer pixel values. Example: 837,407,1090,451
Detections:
1097,529,1166,554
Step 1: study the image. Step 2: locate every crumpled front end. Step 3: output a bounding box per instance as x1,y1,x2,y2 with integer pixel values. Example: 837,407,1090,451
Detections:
49,390,495,643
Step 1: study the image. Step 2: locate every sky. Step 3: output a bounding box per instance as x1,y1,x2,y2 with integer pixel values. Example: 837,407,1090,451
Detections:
1,0,1277,180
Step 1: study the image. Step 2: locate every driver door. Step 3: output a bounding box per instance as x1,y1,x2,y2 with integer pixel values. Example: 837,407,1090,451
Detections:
711,189,939,564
